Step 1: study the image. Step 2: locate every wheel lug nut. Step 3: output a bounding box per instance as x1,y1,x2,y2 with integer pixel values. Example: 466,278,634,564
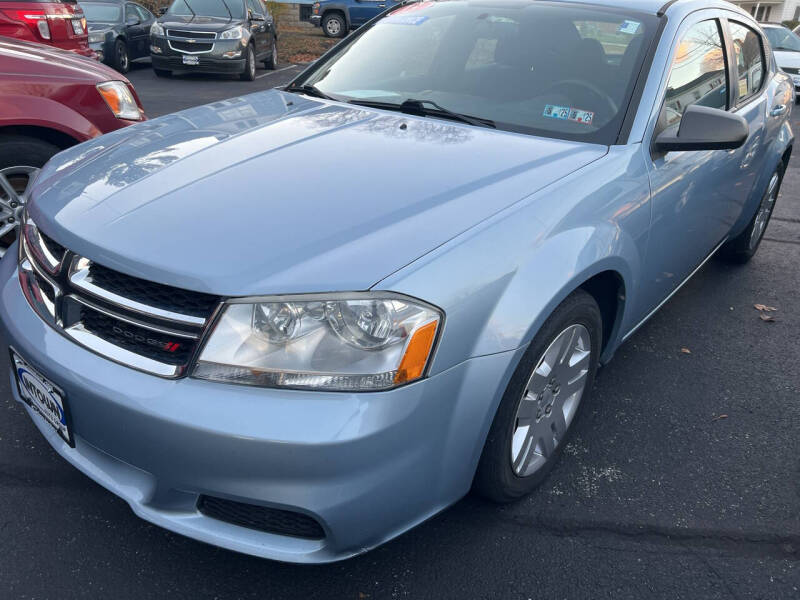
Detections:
7,217,14,223
10,202,17,208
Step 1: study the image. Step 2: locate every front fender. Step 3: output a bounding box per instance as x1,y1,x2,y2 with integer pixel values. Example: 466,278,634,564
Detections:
377,145,652,375
0,94,100,143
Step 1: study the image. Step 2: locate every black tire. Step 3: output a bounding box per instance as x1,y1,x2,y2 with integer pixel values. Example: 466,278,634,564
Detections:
0,134,62,252
322,12,346,38
473,289,602,503
264,38,277,70
153,68,171,78
717,163,785,264
240,44,256,81
113,38,130,74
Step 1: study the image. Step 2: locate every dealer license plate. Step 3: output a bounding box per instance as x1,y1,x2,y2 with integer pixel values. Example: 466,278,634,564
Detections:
11,350,73,446
182,55,199,66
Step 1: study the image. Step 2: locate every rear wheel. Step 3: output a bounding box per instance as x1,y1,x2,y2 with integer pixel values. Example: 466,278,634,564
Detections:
114,38,130,73
718,165,784,264
153,68,172,78
474,290,602,503
0,135,61,257
322,12,346,38
240,44,256,81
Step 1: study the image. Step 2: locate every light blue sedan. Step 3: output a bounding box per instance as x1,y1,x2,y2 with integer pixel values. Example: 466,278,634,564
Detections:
1,0,793,562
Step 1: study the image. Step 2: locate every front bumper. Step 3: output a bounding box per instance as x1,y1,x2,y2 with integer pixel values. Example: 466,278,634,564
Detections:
151,53,246,74
310,15,321,26
0,248,518,563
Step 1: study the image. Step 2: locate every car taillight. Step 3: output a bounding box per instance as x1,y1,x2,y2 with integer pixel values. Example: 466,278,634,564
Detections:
6,10,51,40
70,17,86,35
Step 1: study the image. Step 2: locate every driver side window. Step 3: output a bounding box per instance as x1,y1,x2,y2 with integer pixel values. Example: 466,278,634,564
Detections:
660,19,729,130
247,0,263,18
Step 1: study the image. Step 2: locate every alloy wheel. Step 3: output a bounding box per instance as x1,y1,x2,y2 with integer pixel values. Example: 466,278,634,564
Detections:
249,47,255,78
272,41,277,67
0,165,39,258
749,172,779,250
511,324,591,477
118,44,128,71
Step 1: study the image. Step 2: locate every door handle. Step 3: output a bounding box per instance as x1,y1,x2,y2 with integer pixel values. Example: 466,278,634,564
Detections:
770,104,788,117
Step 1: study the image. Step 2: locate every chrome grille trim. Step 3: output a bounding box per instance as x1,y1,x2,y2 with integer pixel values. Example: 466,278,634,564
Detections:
67,294,201,340
166,29,217,39
63,323,183,378
69,256,207,327
18,226,220,378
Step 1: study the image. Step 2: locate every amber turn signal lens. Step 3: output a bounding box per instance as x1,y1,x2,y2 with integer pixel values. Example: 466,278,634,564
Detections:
97,85,122,114
394,320,438,385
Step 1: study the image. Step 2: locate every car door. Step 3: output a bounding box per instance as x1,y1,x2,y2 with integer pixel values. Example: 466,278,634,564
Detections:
349,0,388,26
639,13,756,314
244,0,264,57
124,3,145,57
133,4,155,58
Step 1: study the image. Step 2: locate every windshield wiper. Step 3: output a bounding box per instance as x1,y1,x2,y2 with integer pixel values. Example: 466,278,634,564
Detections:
284,84,337,100
181,0,196,18
348,98,496,129
220,0,233,20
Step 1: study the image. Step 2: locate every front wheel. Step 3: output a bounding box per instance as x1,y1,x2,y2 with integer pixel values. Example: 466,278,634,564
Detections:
113,38,129,73
264,38,277,70
718,166,784,264
0,135,60,257
240,44,256,81
322,13,346,38
473,290,602,503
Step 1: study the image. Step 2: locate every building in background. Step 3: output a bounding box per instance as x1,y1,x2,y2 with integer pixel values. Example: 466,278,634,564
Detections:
731,1,800,23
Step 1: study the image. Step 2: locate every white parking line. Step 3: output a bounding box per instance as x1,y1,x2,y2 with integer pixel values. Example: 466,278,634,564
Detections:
256,64,300,79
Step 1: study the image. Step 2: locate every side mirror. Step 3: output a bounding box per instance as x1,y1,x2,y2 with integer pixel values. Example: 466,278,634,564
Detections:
158,7,167,15
655,105,748,152
251,13,265,21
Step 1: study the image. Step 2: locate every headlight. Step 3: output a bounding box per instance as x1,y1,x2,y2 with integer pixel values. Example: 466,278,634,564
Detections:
88,31,106,43
219,26,244,40
150,22,164,36
96,81,142,120
193,293,442,391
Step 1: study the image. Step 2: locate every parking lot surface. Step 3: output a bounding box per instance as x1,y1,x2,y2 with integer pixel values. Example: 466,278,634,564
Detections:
1,69,799,599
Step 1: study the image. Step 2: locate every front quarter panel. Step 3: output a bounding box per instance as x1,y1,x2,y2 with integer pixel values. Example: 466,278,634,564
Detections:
376,144,652,375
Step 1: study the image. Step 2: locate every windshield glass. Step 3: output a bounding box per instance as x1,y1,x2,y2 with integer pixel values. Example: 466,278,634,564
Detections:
300,0,657,143
764,26,800,52
79,2,121,21
167,0,244,19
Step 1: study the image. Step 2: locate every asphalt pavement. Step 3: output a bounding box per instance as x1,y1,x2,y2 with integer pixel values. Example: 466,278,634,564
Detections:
0,67,799,599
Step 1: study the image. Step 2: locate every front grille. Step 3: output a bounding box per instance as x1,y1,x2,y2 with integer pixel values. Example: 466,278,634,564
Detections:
167,29,216,39
169,40,214,53
80,308,195,366
20,226,222,377
197,496,326,540
88,263,219,319
39,230,66,263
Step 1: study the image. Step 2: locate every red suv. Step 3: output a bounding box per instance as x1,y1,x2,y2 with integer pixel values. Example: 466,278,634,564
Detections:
0,36,145,256
0,0,94,57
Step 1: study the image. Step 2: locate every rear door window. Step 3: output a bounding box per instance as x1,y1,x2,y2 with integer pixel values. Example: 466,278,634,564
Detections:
728,21,765,103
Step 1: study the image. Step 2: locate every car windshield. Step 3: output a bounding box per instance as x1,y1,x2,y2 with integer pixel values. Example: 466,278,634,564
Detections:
167,0,244,19
299,0,657,144
79,2,122,22
764,26,800,52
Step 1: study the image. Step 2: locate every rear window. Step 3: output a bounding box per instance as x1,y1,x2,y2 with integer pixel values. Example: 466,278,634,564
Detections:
79,2,121,21
764,26,800,52
167,0,244,19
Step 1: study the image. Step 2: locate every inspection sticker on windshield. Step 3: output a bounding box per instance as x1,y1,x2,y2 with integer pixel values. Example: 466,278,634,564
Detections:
618,20,641,34
568,108,594,125
543,105,571,120
383,15,429,25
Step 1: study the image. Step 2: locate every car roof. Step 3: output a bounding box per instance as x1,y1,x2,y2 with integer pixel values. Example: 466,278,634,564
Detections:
479,0,742,17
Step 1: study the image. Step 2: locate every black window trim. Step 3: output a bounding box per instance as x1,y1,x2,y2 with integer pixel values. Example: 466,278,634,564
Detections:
724,16,769,110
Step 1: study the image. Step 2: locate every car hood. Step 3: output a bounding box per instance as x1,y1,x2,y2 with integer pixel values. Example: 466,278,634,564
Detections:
0,36,121,82
774,49,800,69
157,15,240,31
29,90,608,296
